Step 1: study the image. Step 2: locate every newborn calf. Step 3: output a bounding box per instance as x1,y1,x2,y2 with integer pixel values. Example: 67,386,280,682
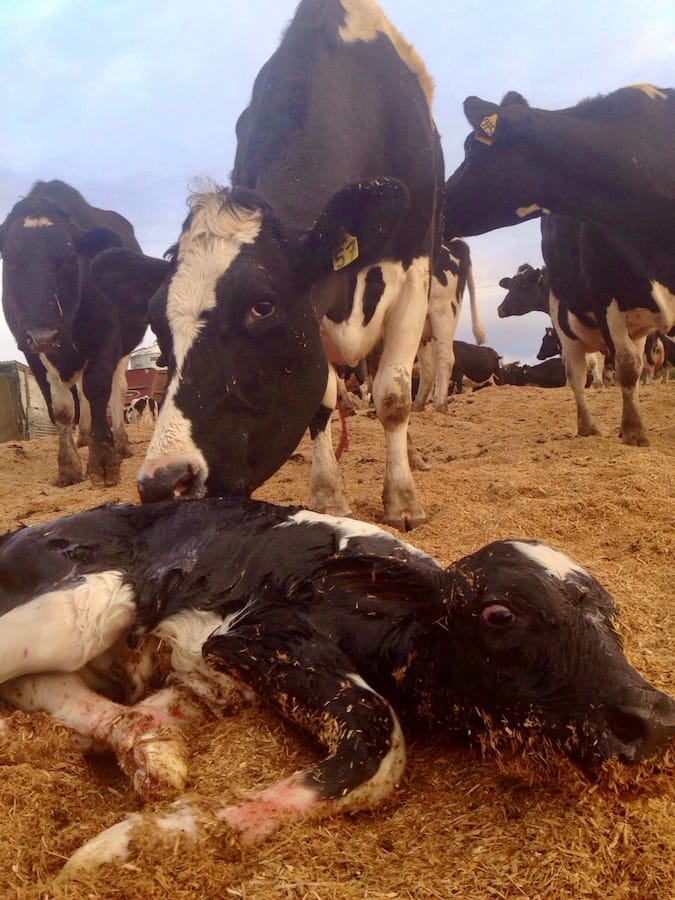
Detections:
0,498,672,876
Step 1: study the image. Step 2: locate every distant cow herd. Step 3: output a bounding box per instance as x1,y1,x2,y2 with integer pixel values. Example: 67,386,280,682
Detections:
0,0,673,880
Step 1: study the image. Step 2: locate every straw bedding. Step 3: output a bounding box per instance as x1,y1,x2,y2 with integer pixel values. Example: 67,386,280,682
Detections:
0,381,673,899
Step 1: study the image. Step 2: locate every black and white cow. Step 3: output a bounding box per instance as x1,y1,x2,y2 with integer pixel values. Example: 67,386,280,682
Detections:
413,239,486,412
450,340,501,394
0,180,146,485
0,498,673,876
125,395,159,425
90,0,444,529
444,85,675,445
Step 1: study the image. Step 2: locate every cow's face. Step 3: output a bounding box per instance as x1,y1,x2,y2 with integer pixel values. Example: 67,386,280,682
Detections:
497,265,546,318
0,213,82,354
0,208,123,356
445,540,675,769
536,328,561,361
444,94,550,240
92,179,409,502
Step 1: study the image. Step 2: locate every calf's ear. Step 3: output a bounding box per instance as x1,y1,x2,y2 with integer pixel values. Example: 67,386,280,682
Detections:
91,247,170,315
299,178,409,283
76,227,123,258
498,277,512,289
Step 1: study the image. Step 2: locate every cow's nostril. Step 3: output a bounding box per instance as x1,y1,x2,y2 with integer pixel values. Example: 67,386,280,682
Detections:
606,706,650,746
138,461,205,504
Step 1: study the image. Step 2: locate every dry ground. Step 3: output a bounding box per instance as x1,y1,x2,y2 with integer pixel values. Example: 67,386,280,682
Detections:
0,381,673,899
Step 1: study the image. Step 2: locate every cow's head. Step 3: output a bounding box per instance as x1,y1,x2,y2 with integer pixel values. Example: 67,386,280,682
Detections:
0,198,122,355
497,263,548,318
444,91,552,240
92,178,409,502
444,540,675,770
536,326,561,361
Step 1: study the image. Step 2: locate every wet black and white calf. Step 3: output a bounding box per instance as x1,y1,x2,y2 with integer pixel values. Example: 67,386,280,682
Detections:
0,499,673,876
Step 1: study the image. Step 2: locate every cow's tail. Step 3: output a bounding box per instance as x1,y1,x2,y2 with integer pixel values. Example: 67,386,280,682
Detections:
467,265,486,345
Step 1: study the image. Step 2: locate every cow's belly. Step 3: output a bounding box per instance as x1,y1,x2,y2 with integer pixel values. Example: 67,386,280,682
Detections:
565,312,607,351
623,306,667,338
320,261,408,367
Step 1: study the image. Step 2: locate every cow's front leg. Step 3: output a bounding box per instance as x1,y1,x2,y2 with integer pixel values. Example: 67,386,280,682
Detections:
309,365,351,515
606,302,649,446
42,359,85,485
374,257,429,529
76,378,92,447
60,614,406,878
83,357,122,485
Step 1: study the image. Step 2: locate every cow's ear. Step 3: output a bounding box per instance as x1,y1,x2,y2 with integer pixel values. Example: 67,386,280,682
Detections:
498,277,512,289
76,227,124,258
299,178,409,282
464,97,503,144
91,247,170,314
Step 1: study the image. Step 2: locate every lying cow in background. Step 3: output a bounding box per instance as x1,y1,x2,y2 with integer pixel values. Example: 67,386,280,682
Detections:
642,332,668,384
0,499,673,876
90,0,444,530
413,240,486,412
497,359,567,388
0,180,146,486
125,395,159,425
537,327,605,389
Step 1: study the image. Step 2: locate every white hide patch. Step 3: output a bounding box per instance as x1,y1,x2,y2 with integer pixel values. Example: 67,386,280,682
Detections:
154,608,226,675
509,541,588,581
23,216,53,228
629,83,669,100
650,281,675,331
168,192,262,370
0,572,136,684
516,204,550,218
278,509,431,559
337,0,434,105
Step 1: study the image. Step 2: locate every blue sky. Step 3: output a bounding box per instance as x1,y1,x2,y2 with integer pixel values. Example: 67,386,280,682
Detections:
1,0,673,363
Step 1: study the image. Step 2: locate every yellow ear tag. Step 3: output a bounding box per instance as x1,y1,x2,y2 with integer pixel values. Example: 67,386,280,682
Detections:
475,113,498,144
332,230,360,271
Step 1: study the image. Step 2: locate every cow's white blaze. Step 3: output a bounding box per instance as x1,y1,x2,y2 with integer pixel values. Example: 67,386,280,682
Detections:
338,0,434,105
22,216,53,228
509,541,587,581
0,572,136,683
167,194,262,370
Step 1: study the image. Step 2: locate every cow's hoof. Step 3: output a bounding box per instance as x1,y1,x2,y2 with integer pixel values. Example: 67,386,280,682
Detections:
56,469,85,487
127,733,189,802
621,432,650,447
385,510,428,532
432,403,448,414
411,400,425,412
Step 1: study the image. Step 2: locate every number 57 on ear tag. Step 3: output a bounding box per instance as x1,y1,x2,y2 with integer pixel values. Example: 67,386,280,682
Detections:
333,230,360,271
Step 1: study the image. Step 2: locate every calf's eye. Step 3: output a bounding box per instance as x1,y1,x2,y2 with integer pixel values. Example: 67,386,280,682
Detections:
250,300,276,319
481,603,516,628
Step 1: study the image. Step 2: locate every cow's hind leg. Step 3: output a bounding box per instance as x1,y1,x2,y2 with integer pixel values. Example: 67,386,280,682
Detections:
61,612,405,878
606,302,649,446
309,365,351,515
42,360,85,485
374,257,429,529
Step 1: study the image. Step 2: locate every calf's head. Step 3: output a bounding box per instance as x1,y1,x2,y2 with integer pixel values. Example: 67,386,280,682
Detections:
443,540,675,770
91,179,409,501
0,198,121,355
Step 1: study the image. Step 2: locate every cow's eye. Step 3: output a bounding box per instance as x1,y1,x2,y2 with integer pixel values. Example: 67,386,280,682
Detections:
481,603,516,628
250,299,276,319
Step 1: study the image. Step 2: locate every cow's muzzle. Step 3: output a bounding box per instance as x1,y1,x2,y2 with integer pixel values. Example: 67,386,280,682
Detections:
138,458,207,503
592,685,675,765
25,328,62,353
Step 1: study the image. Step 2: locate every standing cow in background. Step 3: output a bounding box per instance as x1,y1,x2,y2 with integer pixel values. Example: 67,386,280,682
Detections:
0,180,146,486
413,239,486,412
90,0,444,530
444,85,675,446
